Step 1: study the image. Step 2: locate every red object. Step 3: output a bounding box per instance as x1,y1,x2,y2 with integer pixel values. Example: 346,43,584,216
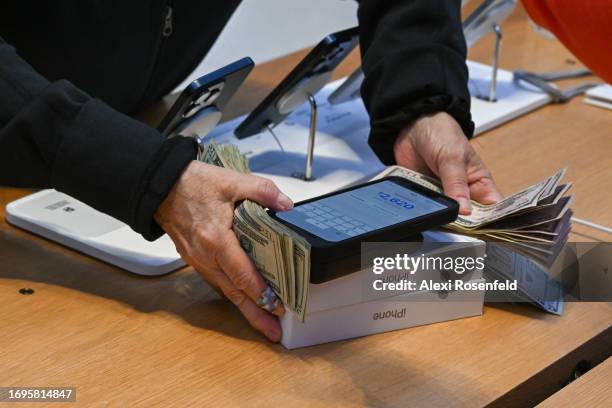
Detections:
522,0,612,83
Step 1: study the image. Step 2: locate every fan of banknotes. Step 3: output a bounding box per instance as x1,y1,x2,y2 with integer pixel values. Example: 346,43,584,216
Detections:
374,166,573,268
374,166,574,316
200,142,311,321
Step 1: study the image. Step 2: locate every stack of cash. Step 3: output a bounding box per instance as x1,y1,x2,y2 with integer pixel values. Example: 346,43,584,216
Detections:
374,166,573,266
200,142,311,321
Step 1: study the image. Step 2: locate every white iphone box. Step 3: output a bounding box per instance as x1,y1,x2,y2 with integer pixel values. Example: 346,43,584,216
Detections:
280,231,486,349
281,279,485,349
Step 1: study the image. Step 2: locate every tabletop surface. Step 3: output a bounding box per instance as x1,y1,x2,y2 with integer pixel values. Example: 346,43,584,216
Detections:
1,5,611,408
537,357,612,408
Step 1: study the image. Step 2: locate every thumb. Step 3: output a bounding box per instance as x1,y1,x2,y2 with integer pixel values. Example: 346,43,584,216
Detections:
233,174,293,211
437,155,472,215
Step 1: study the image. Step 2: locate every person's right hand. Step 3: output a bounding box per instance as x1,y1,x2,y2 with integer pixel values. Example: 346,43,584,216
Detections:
155,161,294,342
393,112,503,214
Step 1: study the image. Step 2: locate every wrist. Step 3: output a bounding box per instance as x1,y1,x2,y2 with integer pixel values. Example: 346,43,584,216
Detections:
154,159,199,228
393,112,443,163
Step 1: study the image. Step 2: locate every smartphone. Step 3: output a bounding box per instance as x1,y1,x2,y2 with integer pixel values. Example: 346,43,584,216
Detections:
269,177,459,283
234,27,360,139
158,57,254,138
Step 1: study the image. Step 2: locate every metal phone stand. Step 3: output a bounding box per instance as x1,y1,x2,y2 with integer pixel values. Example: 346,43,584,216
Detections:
303,94,318,181
274,72,332,181
512,69,598,103
476,23,503,103
278,92,318,181
463,0,519,102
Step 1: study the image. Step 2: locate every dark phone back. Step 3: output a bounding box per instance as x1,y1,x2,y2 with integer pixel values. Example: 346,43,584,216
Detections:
234,27,360,139
158,57,254,137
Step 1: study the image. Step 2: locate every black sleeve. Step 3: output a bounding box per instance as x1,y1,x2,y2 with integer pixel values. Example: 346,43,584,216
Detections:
357,0,474,165
0,37,198,241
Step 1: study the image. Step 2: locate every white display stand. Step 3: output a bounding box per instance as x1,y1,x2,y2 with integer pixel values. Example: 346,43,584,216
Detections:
468,61,551,134
5,190,184,276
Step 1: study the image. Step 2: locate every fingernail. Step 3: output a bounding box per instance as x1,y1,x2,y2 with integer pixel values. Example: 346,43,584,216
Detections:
278,192,294,211
459,198,472,213
265,328,281,342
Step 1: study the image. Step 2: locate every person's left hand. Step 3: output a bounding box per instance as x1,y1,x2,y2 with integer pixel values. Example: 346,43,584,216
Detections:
393,112,503,214
155,161,292,342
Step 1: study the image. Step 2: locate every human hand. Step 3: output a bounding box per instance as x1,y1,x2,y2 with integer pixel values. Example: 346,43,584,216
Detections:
155,161,294,342
393,112,503,214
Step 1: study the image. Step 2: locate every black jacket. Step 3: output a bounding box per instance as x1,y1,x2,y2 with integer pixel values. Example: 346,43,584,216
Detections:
0,0,472,240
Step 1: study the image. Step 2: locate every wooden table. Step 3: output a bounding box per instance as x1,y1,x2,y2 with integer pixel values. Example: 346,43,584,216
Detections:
1,5,611,407
537,357,612,407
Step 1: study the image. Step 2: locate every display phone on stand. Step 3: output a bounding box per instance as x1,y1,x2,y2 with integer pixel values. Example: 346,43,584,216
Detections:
158,57,254,139
234,27,360,139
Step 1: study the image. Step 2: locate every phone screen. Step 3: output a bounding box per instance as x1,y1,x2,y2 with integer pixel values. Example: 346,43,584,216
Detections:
275,180,447,242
